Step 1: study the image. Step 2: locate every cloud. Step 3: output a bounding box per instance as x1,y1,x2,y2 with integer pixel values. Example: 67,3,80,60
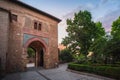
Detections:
62,3,94,20
97,8,120,32
62,0,110,20
94,0,109,9
101,0,109,4
58,19,68,43
119,4,120,8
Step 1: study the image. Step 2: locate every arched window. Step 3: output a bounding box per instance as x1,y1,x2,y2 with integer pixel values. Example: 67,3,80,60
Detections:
34,22,37,30
38,23,41,31
34,21,42,31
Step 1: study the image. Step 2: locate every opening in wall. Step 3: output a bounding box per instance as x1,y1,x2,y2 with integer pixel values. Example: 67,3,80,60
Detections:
11,14,17,22
34,22,37,30
38,23,41,31
33,21,42,31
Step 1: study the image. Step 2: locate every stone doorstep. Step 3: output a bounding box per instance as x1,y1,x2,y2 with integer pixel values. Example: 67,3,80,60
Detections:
26,63,35,67
66,69,115,80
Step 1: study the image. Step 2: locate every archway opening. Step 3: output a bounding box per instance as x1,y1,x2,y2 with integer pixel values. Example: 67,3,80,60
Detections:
26,41,44,68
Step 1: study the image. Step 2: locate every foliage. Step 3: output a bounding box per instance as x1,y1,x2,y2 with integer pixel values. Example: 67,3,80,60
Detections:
111,16,120,39
59,49,73,62
27,47,35,58
73,54,86,64
103,38,120,63
89,37,107,63
68,63,120,79
62,11,105,59
88,21,106,63
94,22,105,38
62,11,120,64
62,11,94,55
64,12,120,80
110,16,120,62
100,16,120,64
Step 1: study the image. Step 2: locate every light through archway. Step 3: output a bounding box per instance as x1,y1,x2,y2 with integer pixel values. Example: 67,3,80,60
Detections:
26,41,44,68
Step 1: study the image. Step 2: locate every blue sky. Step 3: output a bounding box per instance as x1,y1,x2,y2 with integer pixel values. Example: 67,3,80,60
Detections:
21,0,120,43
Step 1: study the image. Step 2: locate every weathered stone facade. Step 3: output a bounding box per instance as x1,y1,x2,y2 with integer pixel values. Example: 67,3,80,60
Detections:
0,0,60,73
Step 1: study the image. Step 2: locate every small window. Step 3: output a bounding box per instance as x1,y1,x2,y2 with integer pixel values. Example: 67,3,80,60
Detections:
34,22,37,30
38,23,41,30
33,21,42,31
11,14,17,21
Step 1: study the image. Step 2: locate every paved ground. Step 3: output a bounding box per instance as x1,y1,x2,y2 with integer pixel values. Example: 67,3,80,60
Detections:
2,71,47,80
39,63,114,80
2,63,114,80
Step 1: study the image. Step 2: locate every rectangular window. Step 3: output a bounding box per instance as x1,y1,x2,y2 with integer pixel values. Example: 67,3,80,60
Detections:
11,14,17,21
38,23,41,30
33,21,42,31
34,22,37,30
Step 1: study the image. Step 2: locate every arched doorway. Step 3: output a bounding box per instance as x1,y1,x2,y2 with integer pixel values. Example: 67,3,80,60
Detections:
26,41,44,68
24,37,48,70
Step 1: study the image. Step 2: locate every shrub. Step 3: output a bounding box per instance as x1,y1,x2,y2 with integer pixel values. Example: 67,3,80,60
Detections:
27,47,35,58
116,62,120,65
59,49,73,62
73,54,86,64
68,63,120,79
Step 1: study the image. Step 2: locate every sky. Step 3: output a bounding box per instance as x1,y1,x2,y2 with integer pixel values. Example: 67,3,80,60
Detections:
21,0,120,43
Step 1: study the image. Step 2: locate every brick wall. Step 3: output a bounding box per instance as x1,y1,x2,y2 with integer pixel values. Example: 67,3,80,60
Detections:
0,0,59,72
0,10,9,71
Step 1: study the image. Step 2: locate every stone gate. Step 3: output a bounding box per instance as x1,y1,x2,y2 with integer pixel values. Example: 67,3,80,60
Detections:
0,0,61,73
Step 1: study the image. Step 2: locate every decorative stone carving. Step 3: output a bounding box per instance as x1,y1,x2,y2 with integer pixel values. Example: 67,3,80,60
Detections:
23,33,49,45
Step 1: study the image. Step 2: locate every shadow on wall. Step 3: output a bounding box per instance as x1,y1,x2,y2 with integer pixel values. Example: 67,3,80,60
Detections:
0,58,3,79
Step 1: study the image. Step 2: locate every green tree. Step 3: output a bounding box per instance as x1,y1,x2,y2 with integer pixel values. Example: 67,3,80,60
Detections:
89,22,106,63
98,17,120,64
103,38,120,64
111,16,120,39
27,47,35,58
90,37,107,63
94,22,105,39
62,11,105,58
104,17,120,63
